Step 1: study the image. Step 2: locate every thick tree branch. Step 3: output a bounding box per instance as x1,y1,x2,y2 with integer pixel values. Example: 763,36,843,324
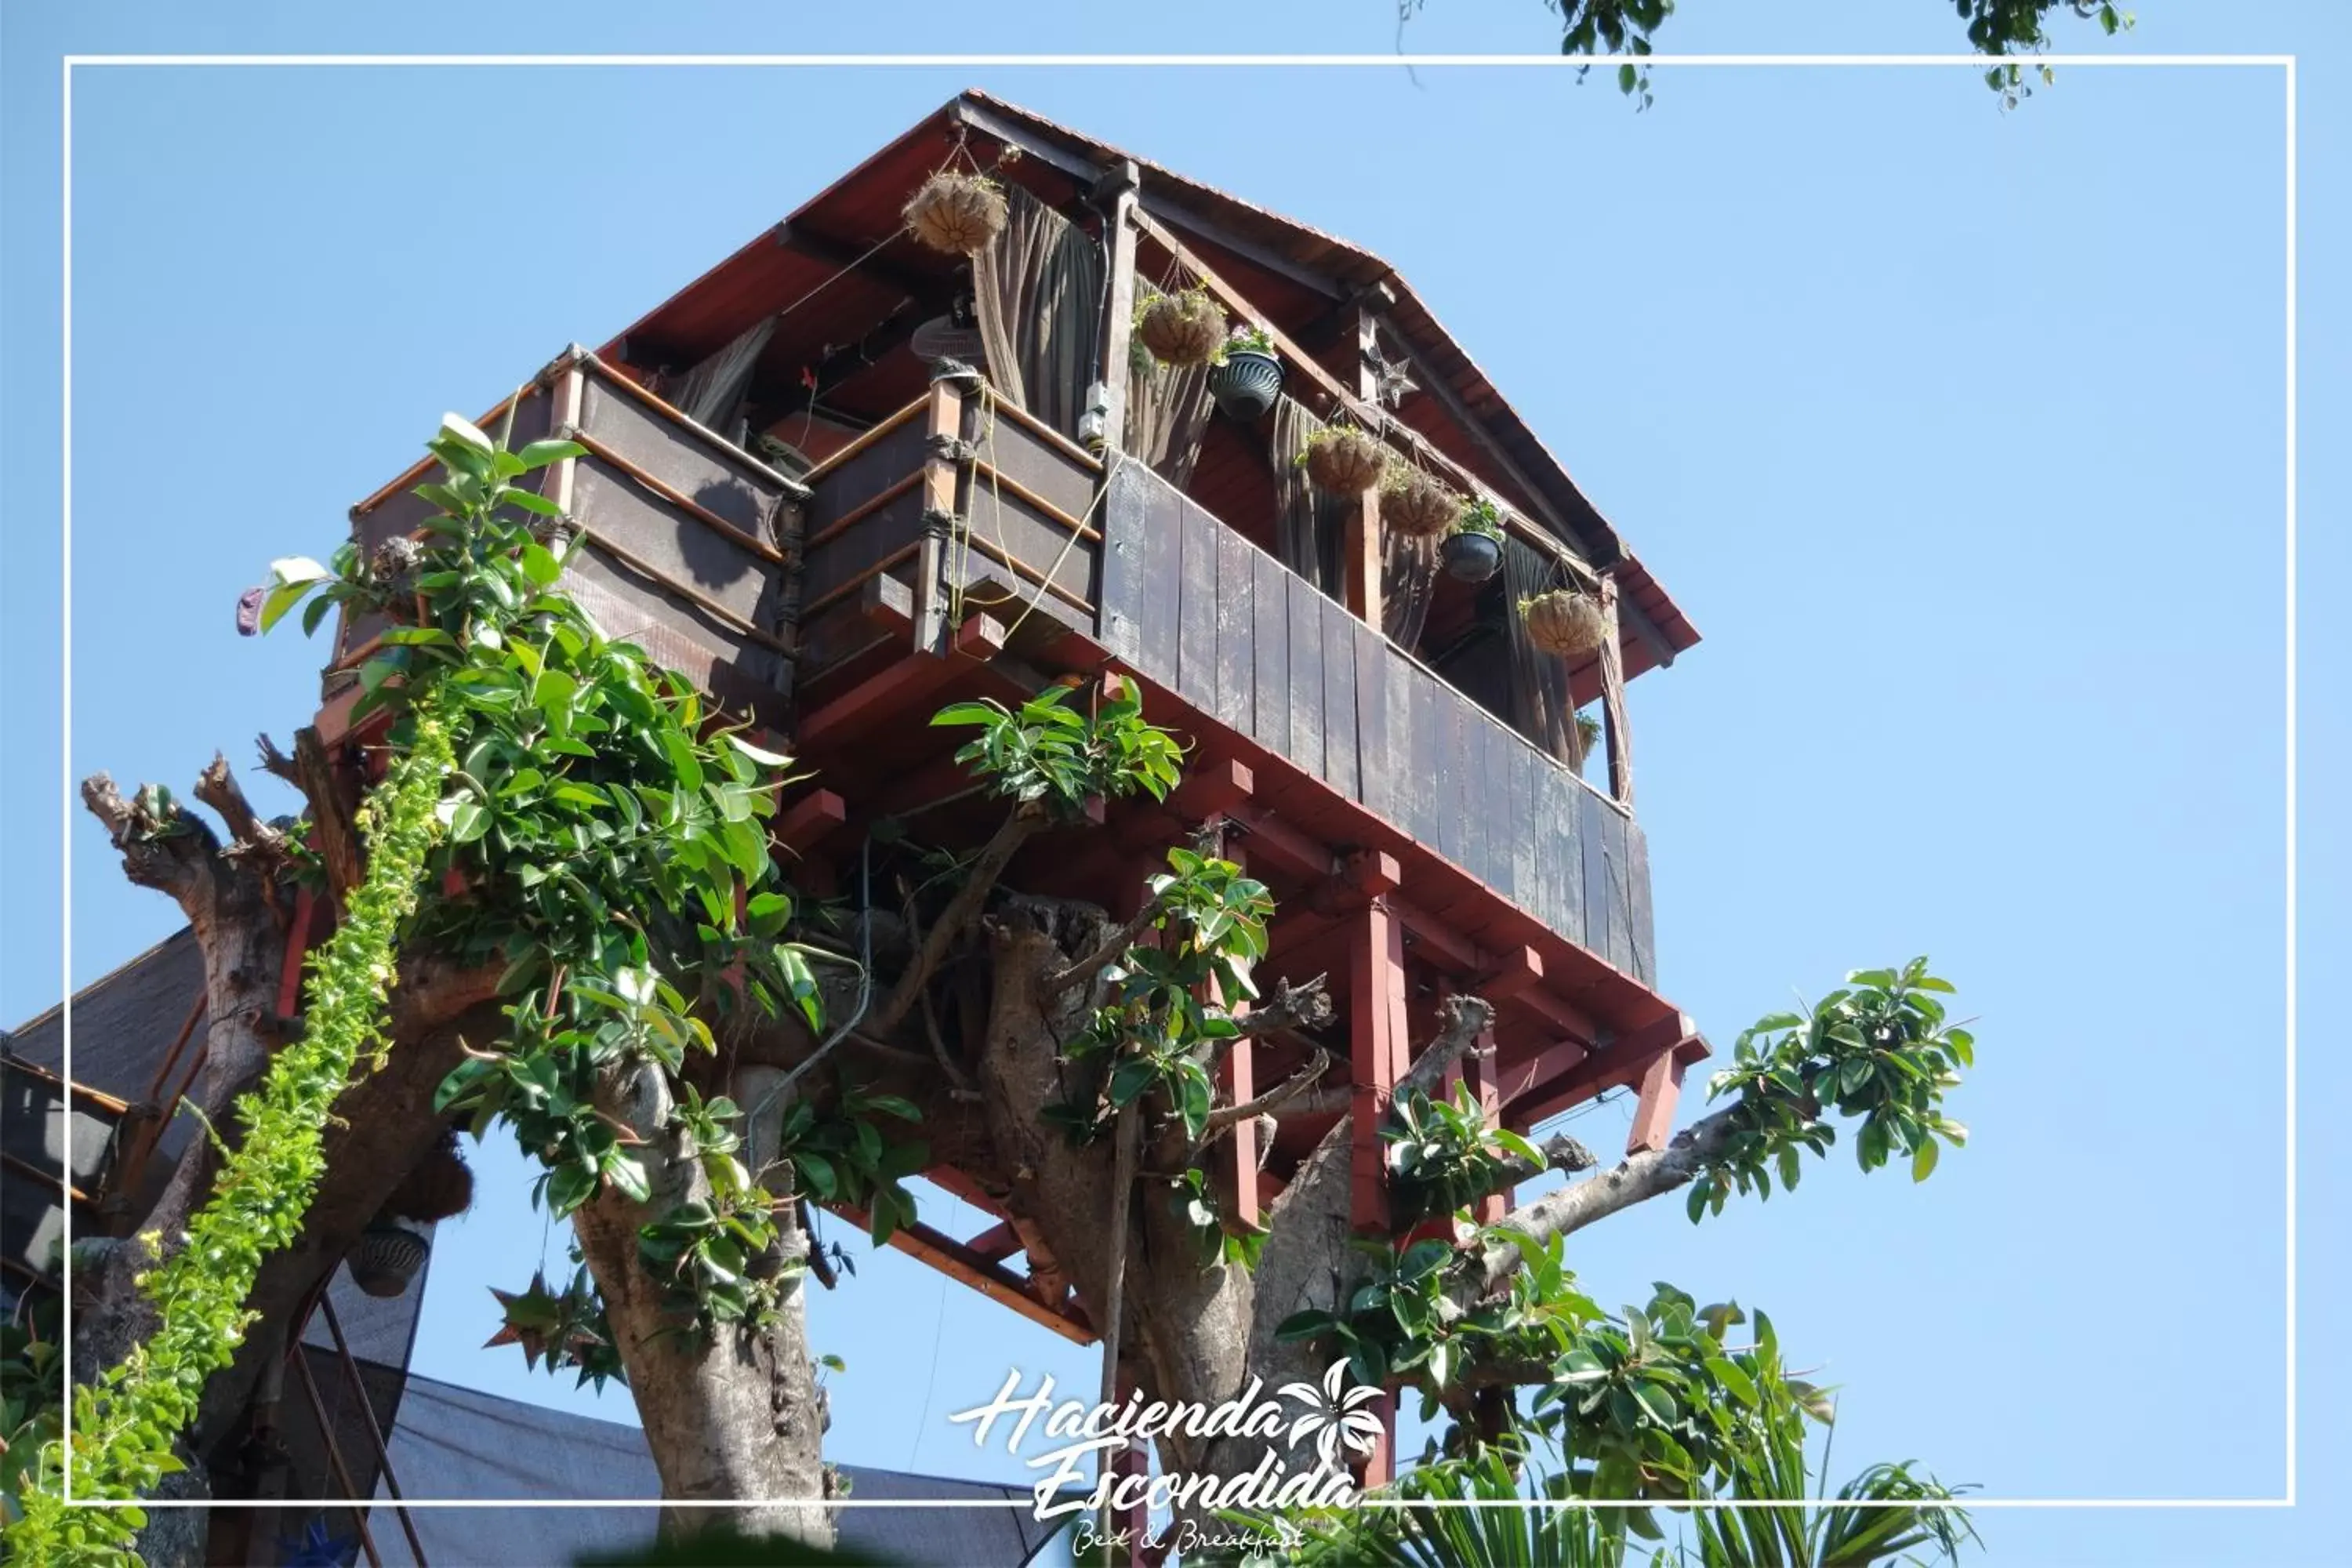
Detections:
1395,993,1496,1100
264,728,367,898
193,752,282,859
1047,893,1171,995
82,771,220,906
868,806,1042,1036
1200,1048,1330,1140
1193,974,1333,1067
1470,1102,1744,1295
1490,1131,1598,1187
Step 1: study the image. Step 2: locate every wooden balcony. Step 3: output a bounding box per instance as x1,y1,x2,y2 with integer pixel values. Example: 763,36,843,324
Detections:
1098,462,1654,989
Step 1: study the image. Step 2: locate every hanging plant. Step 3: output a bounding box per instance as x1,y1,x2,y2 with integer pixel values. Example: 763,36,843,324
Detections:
1134,286,1226,368
903,171,1007,256
1440,496,1504,583
1207,325,1283,421
1295,423,1387,495
380,1129,475,1225
1382,466,1461,540
1519,587,1609,658
1570,711,1604,768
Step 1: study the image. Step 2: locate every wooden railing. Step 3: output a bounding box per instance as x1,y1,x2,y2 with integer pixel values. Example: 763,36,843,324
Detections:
1098,463,1655,985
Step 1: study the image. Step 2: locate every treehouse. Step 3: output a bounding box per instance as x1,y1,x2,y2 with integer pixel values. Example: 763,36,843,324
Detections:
328,92,1708,1482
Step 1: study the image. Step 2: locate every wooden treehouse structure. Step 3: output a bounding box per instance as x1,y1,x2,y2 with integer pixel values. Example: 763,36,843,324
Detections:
328,93,1708,1486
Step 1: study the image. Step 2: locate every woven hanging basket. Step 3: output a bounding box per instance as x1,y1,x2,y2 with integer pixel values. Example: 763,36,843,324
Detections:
904,172,1007,256
1381,468,1461,539
348,1224,429,1299
1301,426,1388,495
383,1134,475,1225
1136,290,1226,367
1522,589,1608,658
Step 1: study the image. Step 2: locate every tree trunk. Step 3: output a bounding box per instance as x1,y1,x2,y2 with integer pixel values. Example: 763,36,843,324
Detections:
568,1060,835,1549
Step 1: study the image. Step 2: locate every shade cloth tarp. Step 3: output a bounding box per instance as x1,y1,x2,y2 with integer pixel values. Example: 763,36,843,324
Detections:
365,1370,1061,1567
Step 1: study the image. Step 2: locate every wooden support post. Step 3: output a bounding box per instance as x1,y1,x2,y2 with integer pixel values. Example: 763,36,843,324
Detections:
1598,575,1634,811
1345,303,1386,630
1094,161,1142,458
913,374,967,656
1214,829,1258,1229
1626,1047,1687,1156
1465,1012,1508,1224
543,350,586,519
1347,899,1410,1234
1358,1388,1398,1490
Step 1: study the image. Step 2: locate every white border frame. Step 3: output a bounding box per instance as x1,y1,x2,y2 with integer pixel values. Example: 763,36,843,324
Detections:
53,51,2296,1519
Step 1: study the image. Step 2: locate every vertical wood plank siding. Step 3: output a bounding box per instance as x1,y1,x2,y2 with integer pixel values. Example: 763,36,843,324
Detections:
1100,464,1655,985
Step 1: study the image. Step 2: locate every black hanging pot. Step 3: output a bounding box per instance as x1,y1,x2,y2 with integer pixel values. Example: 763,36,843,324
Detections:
347,1221,429,1298
1209,349,1283,422
1443,531,1502,583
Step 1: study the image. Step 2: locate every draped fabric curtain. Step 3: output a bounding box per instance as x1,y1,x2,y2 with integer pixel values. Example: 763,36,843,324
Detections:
1122,283,1215,486
1269,396,1345,598
666,315,777,436
1380,527,1439,651
1501,535,1586,768
972,183,1105,439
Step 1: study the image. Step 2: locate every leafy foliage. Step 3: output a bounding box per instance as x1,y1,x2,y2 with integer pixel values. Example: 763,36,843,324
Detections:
484,1258,627,1392
2,1283,64,1528
1451,495,1504,542
1384,1080,1550,1224
273,413,927,1338
939,688,1283,1272
1217,324,1278,361
934,681,1182,811
1399,0,2134,107
6,680,456,1565
1681,960,1969,1225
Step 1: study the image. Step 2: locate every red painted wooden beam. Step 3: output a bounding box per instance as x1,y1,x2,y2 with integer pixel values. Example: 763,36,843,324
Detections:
774,789,847,855
1348,901,1410,1235
793,612,1007,753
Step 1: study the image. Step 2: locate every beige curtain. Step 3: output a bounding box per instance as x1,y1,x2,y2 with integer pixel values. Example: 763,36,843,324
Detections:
972,183,1105,439
1501,535,1585,768
1122,282,1215,485
1269,396,1345,598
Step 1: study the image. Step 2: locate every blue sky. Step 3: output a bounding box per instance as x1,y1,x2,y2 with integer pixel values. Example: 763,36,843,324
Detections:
2,2,2346,1563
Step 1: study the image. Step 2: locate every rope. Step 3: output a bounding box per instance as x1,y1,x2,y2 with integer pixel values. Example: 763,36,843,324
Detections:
942,381,1126,655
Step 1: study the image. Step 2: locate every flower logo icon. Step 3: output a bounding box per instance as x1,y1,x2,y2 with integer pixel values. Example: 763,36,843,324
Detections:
1279,1360,1385,1465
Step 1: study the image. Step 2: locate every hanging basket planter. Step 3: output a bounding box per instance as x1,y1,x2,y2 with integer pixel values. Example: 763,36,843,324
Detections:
1440,495,1504,581
1208,328,1283,421
382,1131,475,1225
347,1222,429,1299
1381,467,1461,539
1135,288,1227,368
1298,423,1388,495
903,171,1008,256
1520,588,1608,657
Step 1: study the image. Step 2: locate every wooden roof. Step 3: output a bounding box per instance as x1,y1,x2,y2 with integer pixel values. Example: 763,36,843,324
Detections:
598,91,1698,670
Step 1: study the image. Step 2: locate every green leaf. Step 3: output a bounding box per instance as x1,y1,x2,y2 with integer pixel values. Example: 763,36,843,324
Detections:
1109,1058,1159,1108
1911,1138,1940,1182
256,579,316,633
500,486,566,520
517,438,587,470
442,800,491,844
520,541,564,586
725,732,793,768
441,412,495,453
794,1152,838,1200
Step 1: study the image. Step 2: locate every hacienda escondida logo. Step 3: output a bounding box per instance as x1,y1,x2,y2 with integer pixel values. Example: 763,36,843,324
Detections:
949,1359,1383,1531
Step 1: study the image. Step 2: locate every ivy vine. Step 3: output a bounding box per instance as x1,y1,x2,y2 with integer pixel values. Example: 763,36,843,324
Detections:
7,681,455,1566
